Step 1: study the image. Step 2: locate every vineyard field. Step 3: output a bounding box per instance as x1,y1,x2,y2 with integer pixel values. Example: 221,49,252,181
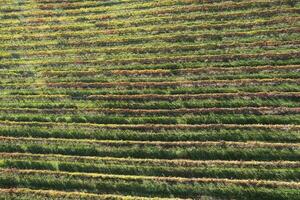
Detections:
0,0,300,199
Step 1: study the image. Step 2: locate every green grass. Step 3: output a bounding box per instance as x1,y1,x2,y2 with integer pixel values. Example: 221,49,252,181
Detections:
0,0,299,198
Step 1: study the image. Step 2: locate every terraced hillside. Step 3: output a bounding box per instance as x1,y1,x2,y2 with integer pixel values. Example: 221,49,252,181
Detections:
0,0,300,199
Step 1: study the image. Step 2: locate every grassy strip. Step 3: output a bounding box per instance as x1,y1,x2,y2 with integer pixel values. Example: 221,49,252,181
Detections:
0,126,299,142
3,49,299,71
40,65,300,77
1,136,299,148
1,78,296,89
1,113,300,125
33,0,276,11
4,168,298,188
2,152,300,168
0,121,298,131
2,25,298,46
0,187,175,200
1,0,293,19
86,92,300,101
2,49,299,68
1,91,300,101
5,70,300,83
0,137,299,160
1,96,299,110
2,15,298,40
38,65,300,77
2,15,298,36
10,39,300,61
108,65,300,75
20,56,300,71
2,40,298,66
2,21,298,51
1,159,300,181
0,169,299,199
0,107,298,115
44,79,300,89
4,83,300,96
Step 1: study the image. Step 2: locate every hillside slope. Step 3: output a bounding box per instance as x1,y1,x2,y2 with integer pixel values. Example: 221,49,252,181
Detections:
0,0,300,199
